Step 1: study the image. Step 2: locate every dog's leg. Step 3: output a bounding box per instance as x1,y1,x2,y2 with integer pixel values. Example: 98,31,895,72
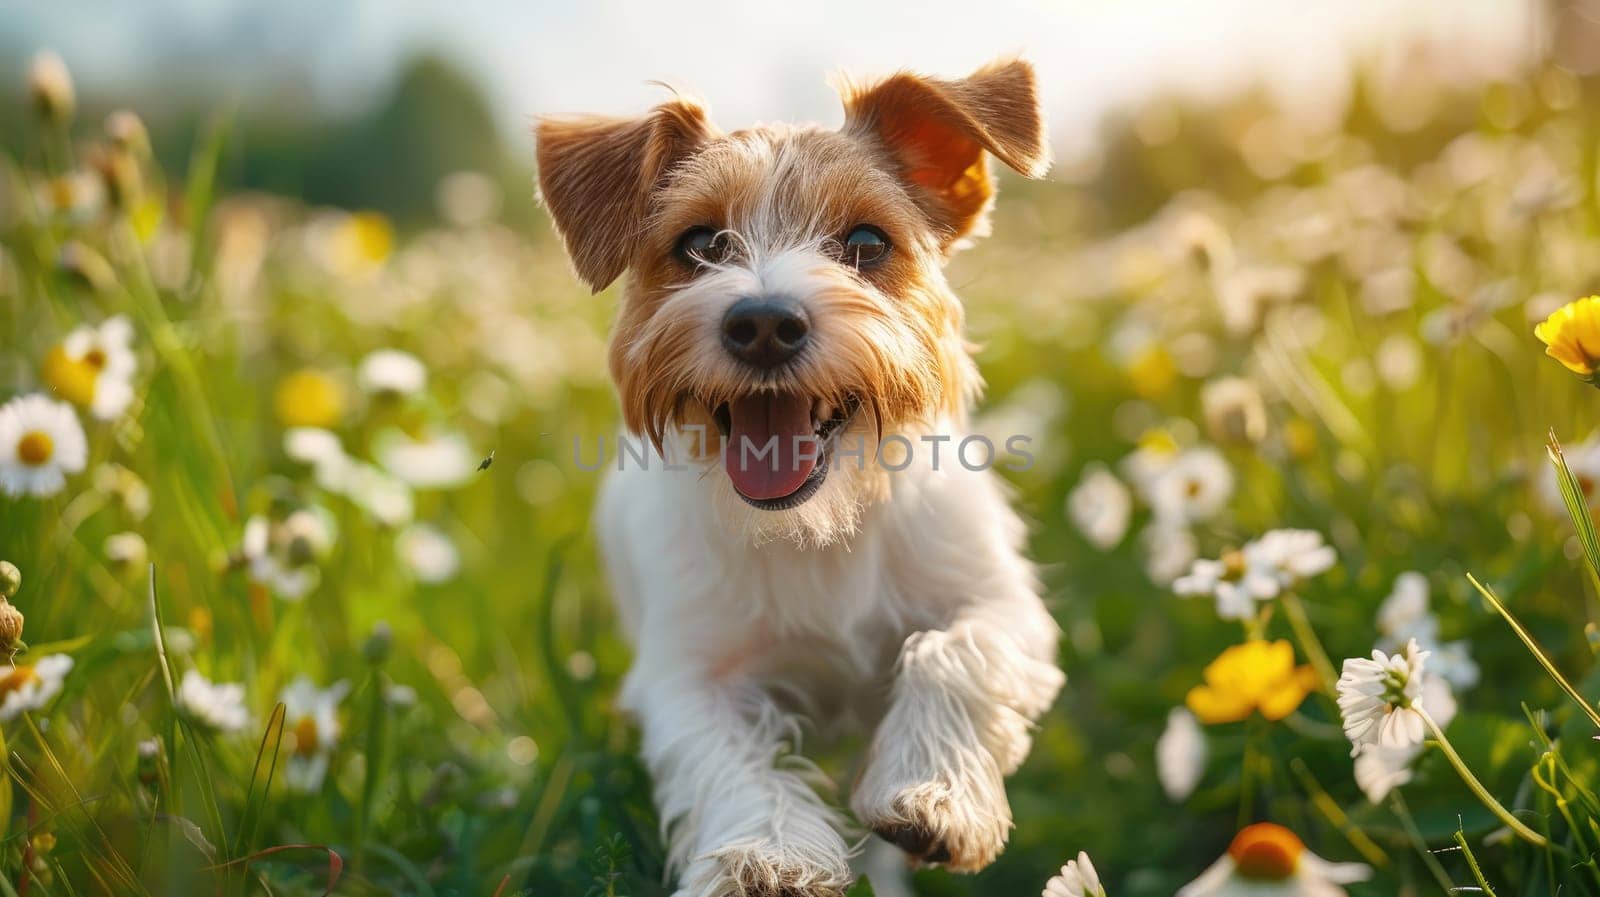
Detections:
624,659,853,897
851,509,1064,873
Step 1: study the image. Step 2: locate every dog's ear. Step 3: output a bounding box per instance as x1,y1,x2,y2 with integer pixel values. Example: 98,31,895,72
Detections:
536,97,715,292
841,58,1049,247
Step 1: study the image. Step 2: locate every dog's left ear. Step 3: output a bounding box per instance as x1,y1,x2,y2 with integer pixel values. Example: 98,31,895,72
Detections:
841,58,1049,247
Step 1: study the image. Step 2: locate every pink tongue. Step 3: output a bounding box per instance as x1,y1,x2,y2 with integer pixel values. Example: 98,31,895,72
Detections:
725,393,818,500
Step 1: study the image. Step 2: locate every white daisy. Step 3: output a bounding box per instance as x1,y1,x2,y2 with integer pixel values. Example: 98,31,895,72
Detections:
280,675,349,793
44,316,137,420
1142,447,1235,525
1142,523,1198,586
1177,529,1338,619
0,655,73,721
1336,638,1430,755
1178,823,1369,897
1157,707,1207,802
0,394,88,498
397,523,460,583
1042,851,1105,897
1351,673,1457,803
1068,463,1132,550
283,427,353,491
357,349,427,397
240,508,334,600
344,462,415,526
374,428,475,489
177,670,250,734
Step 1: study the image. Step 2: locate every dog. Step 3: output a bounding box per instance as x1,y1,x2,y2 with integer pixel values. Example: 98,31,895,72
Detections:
535,57,1065,897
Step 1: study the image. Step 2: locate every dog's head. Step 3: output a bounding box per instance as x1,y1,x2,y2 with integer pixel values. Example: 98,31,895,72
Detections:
537,58,1048,544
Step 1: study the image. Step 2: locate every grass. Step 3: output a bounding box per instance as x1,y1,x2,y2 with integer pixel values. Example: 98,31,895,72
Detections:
4,49,1600,897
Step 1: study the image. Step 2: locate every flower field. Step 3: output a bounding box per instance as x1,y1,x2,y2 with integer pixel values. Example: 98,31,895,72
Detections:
6,46,1600,897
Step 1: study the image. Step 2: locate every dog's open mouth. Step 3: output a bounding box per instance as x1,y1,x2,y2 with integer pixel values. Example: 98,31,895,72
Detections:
711,393,860,510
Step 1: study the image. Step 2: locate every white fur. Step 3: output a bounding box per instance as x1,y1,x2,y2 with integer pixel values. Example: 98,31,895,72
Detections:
598,425,1064,895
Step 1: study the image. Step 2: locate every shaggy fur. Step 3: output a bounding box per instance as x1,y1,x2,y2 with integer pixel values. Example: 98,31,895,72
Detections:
537,57,1064,897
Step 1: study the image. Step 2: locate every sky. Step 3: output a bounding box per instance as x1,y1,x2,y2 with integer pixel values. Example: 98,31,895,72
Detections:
3,0,1545,159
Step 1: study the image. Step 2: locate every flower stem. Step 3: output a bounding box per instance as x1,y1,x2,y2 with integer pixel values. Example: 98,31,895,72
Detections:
1422,709,1548,847
1279,591,1337,695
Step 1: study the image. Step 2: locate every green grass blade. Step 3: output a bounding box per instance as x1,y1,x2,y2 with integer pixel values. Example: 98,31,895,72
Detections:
1547,432,1600,596
1469,573,1600,729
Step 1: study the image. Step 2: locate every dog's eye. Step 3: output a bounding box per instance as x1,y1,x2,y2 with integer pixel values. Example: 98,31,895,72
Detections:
675,227,729,267
842,225,891,268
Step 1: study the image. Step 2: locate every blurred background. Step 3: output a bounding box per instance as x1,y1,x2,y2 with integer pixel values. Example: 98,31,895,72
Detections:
8,1,1600,895
0,0,1556,227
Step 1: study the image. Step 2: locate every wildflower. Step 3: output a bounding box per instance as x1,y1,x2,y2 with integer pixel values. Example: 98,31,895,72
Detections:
0,561,18,600
280,676,349,793
1336,639,1429,753
273,369,345,429
1186,641,1318,724
397,523,460,583
1177,823,1369,897
105,110,150,157
104,531,148,571
26,51,74,123
283,427,351,490
1141,523,1197,586
0,394,88,498
1535,296,1600,379
1144,447,1234,524
0,655,73,721
1043,852,1105,897
37,173,104,223
42,315,138,420
92,145,142,212
1201,377,1267,445
374,429,475,489
1175,530,1336,620
94,463,151,520
0,601,24,655
357,349,428,397
1351,674,1457,802
1067,463,1132,550
177,670,250,734
344,463,415,526
317,211,393,279
1157,707,1206,801
240,508,334,600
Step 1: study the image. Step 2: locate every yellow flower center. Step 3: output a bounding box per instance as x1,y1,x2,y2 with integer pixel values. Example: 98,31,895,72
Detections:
1228,823,1304,880
1185,640,1319,724
290,715,320,757
0,665,39,701
273,370,345,429
17,432,54,467
41,344,100,407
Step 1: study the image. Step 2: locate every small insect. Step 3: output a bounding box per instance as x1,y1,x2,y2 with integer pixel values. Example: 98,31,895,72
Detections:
478,451,495,471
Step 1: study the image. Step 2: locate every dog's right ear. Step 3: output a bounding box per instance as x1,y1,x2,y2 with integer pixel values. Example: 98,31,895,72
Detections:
535,98,715,292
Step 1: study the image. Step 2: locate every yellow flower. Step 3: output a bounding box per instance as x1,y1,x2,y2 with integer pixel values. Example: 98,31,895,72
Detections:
327,211,394,279
274,370,345,428
1128,345,1178,398
1535,295,1600,378
1186,640,1318,724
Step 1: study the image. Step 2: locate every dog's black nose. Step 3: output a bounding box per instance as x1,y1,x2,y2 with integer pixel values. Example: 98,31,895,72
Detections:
721,297,809,369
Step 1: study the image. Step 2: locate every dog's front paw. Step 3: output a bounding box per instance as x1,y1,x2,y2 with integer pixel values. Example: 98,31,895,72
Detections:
678,839,851,897
855,774,1011,873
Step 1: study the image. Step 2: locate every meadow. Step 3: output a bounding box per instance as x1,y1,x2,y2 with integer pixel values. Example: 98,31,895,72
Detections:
4,47,1600,897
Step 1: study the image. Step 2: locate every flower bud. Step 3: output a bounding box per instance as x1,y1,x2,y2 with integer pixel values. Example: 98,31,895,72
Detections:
105,110,151,158
362,621,393,665
27,51,75,124
0,600,26,653
0,561,18,599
